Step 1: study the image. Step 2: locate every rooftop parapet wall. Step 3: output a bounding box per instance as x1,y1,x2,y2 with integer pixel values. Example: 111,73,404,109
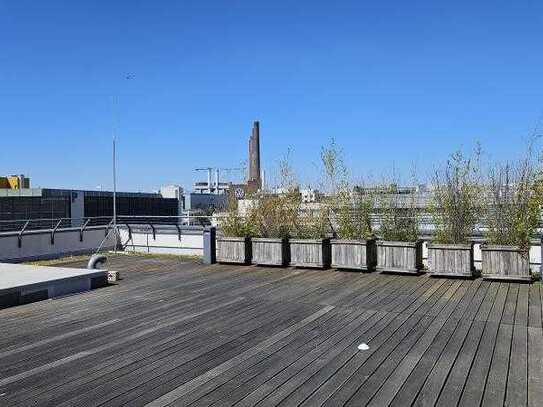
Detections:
0,226,116,263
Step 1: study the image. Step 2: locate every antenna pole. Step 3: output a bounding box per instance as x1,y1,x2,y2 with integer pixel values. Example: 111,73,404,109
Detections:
113,136,118,253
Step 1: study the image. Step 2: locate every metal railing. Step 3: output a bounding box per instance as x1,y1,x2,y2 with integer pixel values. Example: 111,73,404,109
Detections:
0,214,215,234
0,216,112,233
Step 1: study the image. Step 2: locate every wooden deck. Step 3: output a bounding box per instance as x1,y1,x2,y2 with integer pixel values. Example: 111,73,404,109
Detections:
0,255,542,407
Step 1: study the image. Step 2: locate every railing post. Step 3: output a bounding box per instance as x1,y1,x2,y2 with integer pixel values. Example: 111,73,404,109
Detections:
50,219,63,245
125,223,132,241
79,218,90,242
175,224,182,241
203,226,216,264
18,220,30,248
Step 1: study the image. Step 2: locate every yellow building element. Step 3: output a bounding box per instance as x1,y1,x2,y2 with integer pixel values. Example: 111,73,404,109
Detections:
0,175,30,189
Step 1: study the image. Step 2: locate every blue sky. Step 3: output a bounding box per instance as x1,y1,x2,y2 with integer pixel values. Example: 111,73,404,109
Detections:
1,0,542,191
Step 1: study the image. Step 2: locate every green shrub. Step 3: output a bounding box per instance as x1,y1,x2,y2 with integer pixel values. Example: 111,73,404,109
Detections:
220,193,256,237
293,208,330,239
485,148,541,252
431,149,482,244
249,191,300,238
378,184,420,242
221,210,256,237
335,189,374,240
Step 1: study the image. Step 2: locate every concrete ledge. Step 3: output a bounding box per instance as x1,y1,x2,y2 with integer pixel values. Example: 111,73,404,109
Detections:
1,248,110,264
0,263,108,309
0,225,116,263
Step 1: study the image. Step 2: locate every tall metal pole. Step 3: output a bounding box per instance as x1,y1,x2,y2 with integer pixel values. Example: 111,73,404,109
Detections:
113,137,117,253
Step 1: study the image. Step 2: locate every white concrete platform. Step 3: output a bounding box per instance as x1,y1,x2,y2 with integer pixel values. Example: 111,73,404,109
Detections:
0,263,108,308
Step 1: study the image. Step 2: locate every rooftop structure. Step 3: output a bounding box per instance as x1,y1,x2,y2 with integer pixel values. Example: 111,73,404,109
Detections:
0,187,178,231
0,174,30,189
301,187,322,203
0,262,107,307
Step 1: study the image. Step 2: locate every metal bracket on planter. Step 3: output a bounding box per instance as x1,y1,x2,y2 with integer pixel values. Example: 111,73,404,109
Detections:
149,223,156,240
51,219,63,245
79,218,90,242
175,224,182,241
18,220,30,248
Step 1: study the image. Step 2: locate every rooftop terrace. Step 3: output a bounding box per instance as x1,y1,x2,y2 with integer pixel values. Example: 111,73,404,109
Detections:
0,255,542,406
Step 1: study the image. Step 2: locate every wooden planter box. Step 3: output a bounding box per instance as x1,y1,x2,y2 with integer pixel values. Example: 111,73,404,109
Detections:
216,237,251,264
481,245,531,282
251,238,289,266
428,243,474,278
331,239,377,271
289,239,331,269
376,240,423,274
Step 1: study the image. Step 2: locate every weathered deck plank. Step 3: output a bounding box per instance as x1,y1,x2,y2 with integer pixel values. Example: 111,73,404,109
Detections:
0,254,540,407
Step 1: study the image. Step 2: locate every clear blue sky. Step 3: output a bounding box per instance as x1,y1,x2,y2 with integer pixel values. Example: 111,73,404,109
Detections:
1,0,542,192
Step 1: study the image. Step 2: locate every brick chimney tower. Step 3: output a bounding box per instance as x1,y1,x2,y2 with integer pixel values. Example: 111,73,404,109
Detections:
248,121,261,190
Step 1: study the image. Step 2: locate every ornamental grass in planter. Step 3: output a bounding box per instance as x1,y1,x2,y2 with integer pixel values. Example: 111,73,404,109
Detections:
331,188,377,271
249,192,299,266
428,149,481,278
376,184,423,274
481,150,541,281
216,202,255,265
290,210,331,269
284,138,339,269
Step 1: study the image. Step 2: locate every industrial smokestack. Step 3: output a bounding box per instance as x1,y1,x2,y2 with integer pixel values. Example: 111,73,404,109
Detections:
248,121,261,189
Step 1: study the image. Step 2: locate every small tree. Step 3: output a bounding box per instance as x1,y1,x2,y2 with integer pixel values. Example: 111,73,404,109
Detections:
485,144,541,252
335,187,374,240
431,147,482,244
319,138,349,236
320,137,348,195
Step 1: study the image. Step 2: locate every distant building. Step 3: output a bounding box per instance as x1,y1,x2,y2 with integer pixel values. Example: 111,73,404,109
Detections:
0,187,178,231
159,185,184,199
301,187,322,203
0,175,30,189
183,193,227,212
159,184,227,216
352,184,432,209
193,180,230,195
